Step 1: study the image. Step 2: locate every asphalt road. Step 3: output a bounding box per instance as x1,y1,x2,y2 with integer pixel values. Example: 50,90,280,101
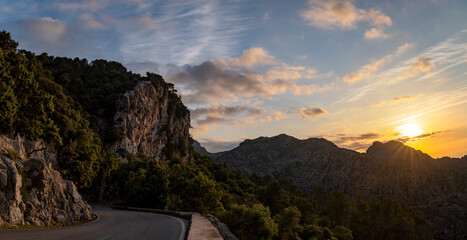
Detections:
0,205,188,240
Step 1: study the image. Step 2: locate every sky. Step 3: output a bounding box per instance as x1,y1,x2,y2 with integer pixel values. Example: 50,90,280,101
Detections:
1,0,466,157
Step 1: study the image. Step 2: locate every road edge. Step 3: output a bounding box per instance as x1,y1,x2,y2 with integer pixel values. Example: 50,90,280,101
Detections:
111,205,226,240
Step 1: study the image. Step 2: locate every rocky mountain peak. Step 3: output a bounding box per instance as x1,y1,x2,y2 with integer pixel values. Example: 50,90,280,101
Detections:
366,140,433,161
212,136,466,239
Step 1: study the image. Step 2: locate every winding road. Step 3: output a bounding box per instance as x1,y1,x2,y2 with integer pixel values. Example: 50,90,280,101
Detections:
0,205,188,240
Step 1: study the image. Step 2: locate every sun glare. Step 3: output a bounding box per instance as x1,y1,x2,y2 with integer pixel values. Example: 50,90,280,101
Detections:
396,124,424,138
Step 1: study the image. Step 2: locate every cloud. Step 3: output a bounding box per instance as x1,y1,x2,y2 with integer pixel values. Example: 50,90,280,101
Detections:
433,77,448,83
298,106,327,119
343,43,411,83
364,27,389,39
396,43,412,54
339,132,380,142
190,104,287,135
300,0,392,38
324,132,381,151
137,15,157,30
166,52,331,104
400,57,435,79
196,116,231,126
221,47,277,68
119,0,250,65
80,13,106,29
339,30,467,104
57,0,146,12
395,131,446,143
58,0,107,12
297,55,308,60
373,94,423,107
18,17,68,42
191,105,265,119
343,57,387,83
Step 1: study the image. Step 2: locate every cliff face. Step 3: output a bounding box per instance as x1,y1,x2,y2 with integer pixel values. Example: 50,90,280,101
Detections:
210,134,467,239
110,81,192,162
0,135,93,227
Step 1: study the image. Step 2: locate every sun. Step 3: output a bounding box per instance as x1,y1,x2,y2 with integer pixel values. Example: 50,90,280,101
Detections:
396,124,424,138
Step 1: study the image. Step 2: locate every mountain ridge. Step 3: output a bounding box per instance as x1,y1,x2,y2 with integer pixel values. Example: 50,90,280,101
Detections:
204,133,466,239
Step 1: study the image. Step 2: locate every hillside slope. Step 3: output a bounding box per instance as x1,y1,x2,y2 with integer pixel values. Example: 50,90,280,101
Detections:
211,134,467,239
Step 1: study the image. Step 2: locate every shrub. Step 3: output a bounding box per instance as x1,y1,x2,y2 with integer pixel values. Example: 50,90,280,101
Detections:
219,204,278,240
20,188,30,203
5,148,18,161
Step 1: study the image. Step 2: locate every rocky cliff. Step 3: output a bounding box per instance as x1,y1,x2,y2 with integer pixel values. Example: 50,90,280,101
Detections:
0,135,93,227
109,81,192,162
210,134,467,239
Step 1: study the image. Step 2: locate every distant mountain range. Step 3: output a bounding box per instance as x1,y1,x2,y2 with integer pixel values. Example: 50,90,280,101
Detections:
195,134,467,238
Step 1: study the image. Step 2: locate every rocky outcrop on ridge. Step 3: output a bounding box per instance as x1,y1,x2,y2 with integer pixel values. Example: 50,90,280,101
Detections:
0,135,93,227
110,81,192,162
193,140,211,156
211,134,467,239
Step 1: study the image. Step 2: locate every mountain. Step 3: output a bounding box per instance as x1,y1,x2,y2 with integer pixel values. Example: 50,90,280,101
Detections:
0,31,192,227
193,140,210,156
210,134,467,239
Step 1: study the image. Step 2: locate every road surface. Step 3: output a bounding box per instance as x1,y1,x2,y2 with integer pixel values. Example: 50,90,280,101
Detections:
0,205,188,240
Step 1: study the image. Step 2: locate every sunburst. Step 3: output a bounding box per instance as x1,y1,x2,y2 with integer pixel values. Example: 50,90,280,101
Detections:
396,124,424,138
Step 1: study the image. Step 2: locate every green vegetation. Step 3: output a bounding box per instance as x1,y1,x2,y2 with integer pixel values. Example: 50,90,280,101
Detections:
4,148,18,161
0,31,187,193
20,187,30,203
0,31,103,189
0,31,433,239
109,153,433,240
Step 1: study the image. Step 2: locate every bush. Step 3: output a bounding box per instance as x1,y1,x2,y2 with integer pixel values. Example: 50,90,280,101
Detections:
5,148,18,161
20,187,30,203
219,204,278,240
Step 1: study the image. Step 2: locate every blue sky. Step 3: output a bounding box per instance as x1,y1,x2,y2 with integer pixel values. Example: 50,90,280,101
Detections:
1,0,466,157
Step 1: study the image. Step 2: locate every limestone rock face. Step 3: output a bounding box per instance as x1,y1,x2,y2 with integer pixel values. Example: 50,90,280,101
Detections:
110,81,192,162
211,134,467,239
0,135,93,227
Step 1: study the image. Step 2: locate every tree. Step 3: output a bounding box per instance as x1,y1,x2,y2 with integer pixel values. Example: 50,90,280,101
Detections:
168,163,223,213
219,204,278,240
275,206,303,240
324,190,351,227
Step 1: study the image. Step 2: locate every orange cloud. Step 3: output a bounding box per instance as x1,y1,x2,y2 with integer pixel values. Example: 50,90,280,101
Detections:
301,0,392,38
364,28,389,39
372,94,423,107
222,47,277,68
343,43,412,83
343,57,387,83
298,106,327,119
400,57,435,79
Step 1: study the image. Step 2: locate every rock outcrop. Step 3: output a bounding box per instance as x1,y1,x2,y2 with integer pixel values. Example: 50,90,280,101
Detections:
0,135,93,227
211,134,467,239
110,81,192,162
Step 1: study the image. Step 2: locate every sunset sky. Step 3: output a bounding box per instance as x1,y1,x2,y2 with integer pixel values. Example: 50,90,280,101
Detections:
1,0,466,157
